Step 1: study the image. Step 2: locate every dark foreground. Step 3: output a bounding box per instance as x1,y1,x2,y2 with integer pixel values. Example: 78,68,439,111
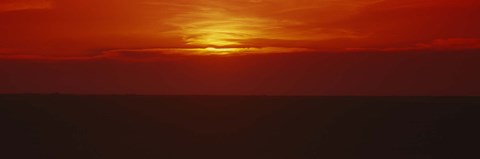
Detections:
1,95,479,159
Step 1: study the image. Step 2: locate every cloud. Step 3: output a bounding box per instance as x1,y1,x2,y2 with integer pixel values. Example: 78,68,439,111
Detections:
346,38,480,52
159,0,373,48
0,55,96,61
3,38,479,61
0,0,53,12
0,47,313,61
418,38,480,50
104,47,311,56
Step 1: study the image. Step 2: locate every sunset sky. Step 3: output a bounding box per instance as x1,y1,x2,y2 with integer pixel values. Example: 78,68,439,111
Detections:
1,0,480,95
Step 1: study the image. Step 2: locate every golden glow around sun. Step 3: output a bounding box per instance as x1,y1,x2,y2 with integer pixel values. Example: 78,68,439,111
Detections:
169,7,268,48
164,3,359,55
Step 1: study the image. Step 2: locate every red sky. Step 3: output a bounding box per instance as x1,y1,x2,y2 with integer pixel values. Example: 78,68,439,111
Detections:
1,0,480,95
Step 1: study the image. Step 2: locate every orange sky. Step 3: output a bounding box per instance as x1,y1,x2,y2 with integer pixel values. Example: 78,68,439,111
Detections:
2,0,480,95
1,0,480,58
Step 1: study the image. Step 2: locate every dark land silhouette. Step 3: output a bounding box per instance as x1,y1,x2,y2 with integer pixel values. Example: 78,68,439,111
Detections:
1,95,479,159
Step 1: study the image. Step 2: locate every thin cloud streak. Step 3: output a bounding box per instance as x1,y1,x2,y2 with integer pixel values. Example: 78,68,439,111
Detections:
346,38,480,52
0,47,313,61
0,0,53,12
